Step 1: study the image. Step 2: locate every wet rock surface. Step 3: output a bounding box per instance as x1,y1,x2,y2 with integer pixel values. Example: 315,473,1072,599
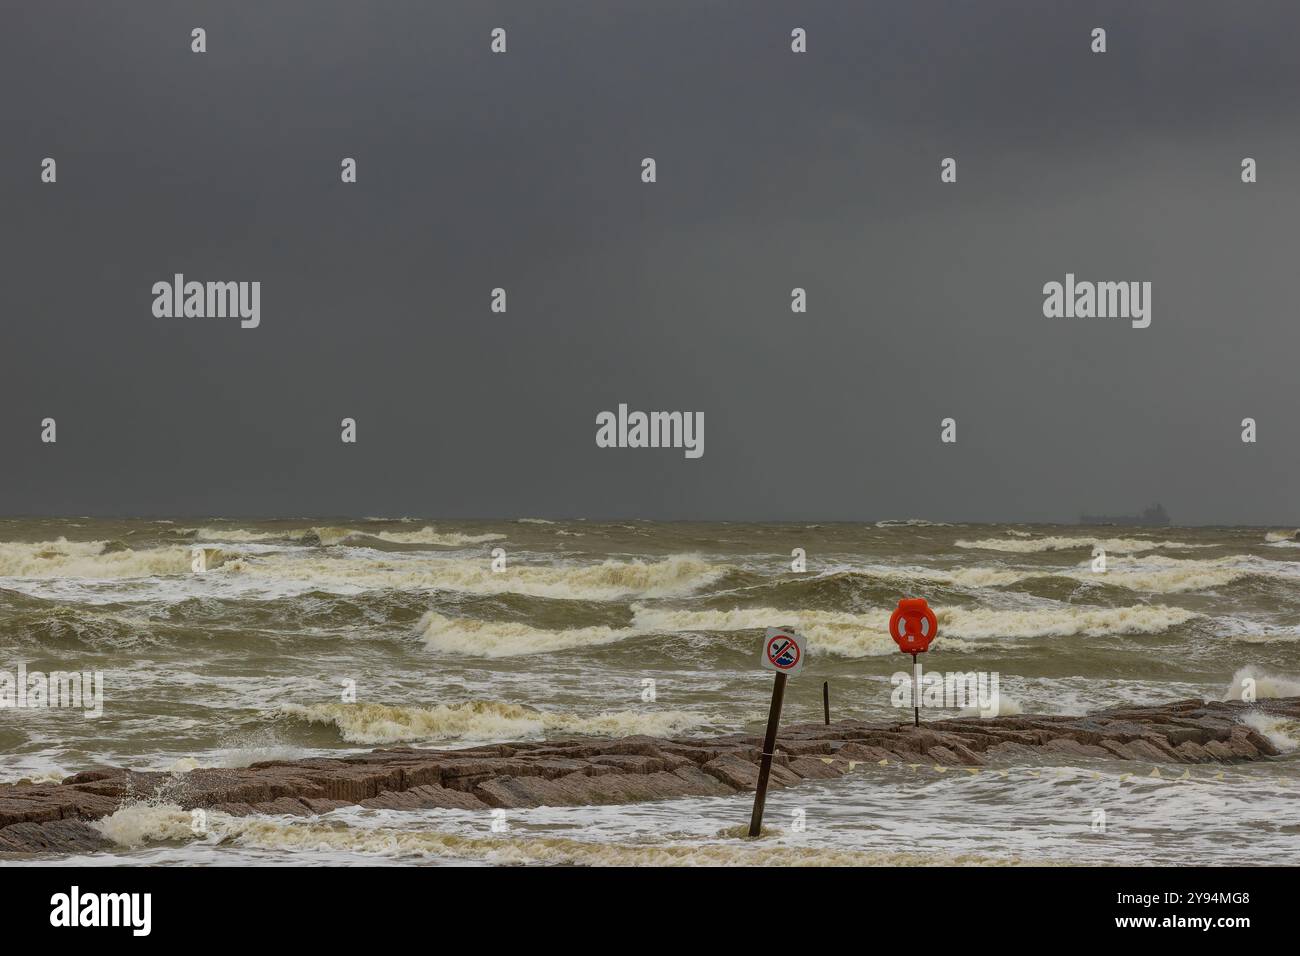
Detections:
2,697,1295,855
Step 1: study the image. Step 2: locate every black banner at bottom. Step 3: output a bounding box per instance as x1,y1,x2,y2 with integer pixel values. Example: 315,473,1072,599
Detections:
0,864,1285,941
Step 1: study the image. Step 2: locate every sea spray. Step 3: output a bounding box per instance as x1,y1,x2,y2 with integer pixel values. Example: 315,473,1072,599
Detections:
1224,666,1300,701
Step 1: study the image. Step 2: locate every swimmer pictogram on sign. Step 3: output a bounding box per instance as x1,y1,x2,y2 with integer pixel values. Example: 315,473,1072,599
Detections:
760,627,806,676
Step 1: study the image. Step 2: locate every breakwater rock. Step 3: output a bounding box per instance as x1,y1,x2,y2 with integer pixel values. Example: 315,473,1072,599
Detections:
2,697,1295,855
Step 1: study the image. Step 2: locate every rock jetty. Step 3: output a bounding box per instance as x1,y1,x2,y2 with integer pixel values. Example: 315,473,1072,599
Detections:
2,697,1295,855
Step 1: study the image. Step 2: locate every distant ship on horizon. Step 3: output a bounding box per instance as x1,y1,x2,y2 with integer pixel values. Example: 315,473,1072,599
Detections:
1079,503,1171,527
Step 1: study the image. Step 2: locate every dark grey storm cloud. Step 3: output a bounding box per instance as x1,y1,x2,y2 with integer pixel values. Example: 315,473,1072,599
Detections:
1,1,1298,523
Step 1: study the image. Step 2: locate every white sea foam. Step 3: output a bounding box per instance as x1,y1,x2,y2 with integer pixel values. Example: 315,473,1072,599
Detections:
91,801,999,865
2,768,69,786
959,695,1023,718
94,802,201,847
1241,711,1300,752
1215,619,1300,644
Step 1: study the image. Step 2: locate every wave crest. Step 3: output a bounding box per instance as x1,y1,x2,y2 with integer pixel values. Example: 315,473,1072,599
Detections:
237,553,730,602
276,699,713,744
418,611,627,657
0,539,190,578
631,603,1197,655
956,535,1206,554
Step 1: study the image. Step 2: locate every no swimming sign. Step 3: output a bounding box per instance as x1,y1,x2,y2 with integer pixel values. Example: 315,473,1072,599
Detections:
760,627,805,677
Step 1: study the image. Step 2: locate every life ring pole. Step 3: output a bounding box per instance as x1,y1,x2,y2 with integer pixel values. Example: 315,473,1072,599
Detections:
912,652,920,727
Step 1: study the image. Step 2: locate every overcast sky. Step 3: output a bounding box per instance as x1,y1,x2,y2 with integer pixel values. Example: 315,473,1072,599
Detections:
1,1,1297,523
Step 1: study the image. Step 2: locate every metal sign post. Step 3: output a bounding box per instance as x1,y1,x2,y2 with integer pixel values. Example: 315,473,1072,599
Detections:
748,627,806,838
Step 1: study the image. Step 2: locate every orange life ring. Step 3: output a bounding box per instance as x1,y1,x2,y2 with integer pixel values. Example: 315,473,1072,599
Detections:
889,597,937,653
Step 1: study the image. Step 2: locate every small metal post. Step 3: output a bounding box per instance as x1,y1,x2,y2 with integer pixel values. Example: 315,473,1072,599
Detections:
823,680,830,725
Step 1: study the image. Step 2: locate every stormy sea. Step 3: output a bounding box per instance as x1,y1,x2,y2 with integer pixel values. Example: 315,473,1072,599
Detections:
1,517,1297,866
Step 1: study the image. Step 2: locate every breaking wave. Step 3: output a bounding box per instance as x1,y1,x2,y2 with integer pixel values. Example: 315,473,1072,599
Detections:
1071,555,1284,594
192,526,506,547
312,526,505,547
275,699,715,744
875,519,953,528
418,611,629,657
195,528,285,542
237,552,730,601
0,539,190,578
956,535,1207,554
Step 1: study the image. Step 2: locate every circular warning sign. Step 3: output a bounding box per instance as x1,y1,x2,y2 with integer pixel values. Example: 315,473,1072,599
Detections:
767,634,800,670
760,627,806,677
889,598,938,653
